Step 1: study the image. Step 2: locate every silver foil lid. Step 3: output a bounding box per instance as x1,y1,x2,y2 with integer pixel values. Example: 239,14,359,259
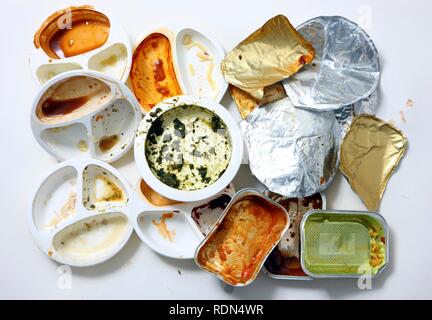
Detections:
283,16,380,111
241,97,342,197
335,90,379,135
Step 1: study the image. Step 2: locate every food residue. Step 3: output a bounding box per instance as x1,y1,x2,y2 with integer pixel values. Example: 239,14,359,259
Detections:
45,191,77,229
145,105,231,191
37,76,111,123
188,63,195,76
53,214,128,261
303,212,387,276
206,62,217,91
99,134,119,152
197,51,213,62
191,193,232,235
152,213,176,242
130,33,182,111
41,96,91,117
196,195,288,285
77,140,88,152
139,179,180,206
34,7,110,59
94,173,125,203
182,35,208,53
399,110,406,123
406,99,414,108
182,34,218,97
264,192,323,277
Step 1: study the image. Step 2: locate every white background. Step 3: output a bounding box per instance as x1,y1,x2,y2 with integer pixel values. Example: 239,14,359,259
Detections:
0,0,430,299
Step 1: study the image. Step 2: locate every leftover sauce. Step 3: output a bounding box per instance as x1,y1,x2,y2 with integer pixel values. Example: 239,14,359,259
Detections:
37,76,111,122
49,19,110,58
196,195,288,285
34,7,110,59
152,212,176,242
98,134,119,152
145,105,231,191
130,33,182,111
139,179,180,206
41,96,90,117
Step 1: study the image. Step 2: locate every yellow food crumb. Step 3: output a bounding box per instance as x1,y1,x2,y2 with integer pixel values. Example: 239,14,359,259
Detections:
77,140,88,152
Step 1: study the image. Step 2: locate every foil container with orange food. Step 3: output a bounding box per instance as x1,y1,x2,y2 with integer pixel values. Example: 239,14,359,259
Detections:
194,189,289,286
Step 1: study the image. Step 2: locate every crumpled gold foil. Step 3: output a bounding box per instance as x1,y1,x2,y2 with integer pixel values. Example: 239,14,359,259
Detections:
340,115,407,211
221,14,315,100
229,82,287,118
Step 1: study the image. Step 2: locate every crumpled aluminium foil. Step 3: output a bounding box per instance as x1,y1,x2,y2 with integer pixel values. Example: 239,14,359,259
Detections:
283,16,380,111
241,97,342,197
335,90,379,135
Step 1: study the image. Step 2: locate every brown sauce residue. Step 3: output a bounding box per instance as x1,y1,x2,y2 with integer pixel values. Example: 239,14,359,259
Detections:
153,59,166,81
41,96,90,117
196,195,288,285
98,135,119,152
191,194,231,229
130,32,182,112
36,76,111,124
152,213,176,242
34,6,110,59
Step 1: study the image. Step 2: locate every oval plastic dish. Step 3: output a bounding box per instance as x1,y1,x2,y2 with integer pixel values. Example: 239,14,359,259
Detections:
129,26,227,113
30,5,132,85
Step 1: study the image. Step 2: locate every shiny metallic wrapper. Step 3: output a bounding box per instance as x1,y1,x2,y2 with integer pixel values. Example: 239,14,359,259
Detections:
340,115,407,211
241,97,342,197
335,90,379,135
283,16,380,111
222,15,315,101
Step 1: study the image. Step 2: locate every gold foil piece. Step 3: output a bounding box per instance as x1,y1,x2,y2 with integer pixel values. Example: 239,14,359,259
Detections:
221,15,315,100
340,115,407,211
229,83,287,118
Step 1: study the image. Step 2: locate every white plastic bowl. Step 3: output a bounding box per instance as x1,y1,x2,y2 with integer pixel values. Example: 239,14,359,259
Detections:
134,95,243,202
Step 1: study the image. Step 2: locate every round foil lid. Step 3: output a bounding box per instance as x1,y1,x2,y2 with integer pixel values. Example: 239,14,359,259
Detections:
241,97,342,197
283,16,380,111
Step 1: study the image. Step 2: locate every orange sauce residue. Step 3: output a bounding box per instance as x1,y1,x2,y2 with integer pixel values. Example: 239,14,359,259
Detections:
152,213,176,242
196,195,288,285
130,33,182,112
34,6,110,59
139,180,180,206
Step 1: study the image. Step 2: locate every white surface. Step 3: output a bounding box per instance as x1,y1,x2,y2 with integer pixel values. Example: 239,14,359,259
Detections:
0,0,430,299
